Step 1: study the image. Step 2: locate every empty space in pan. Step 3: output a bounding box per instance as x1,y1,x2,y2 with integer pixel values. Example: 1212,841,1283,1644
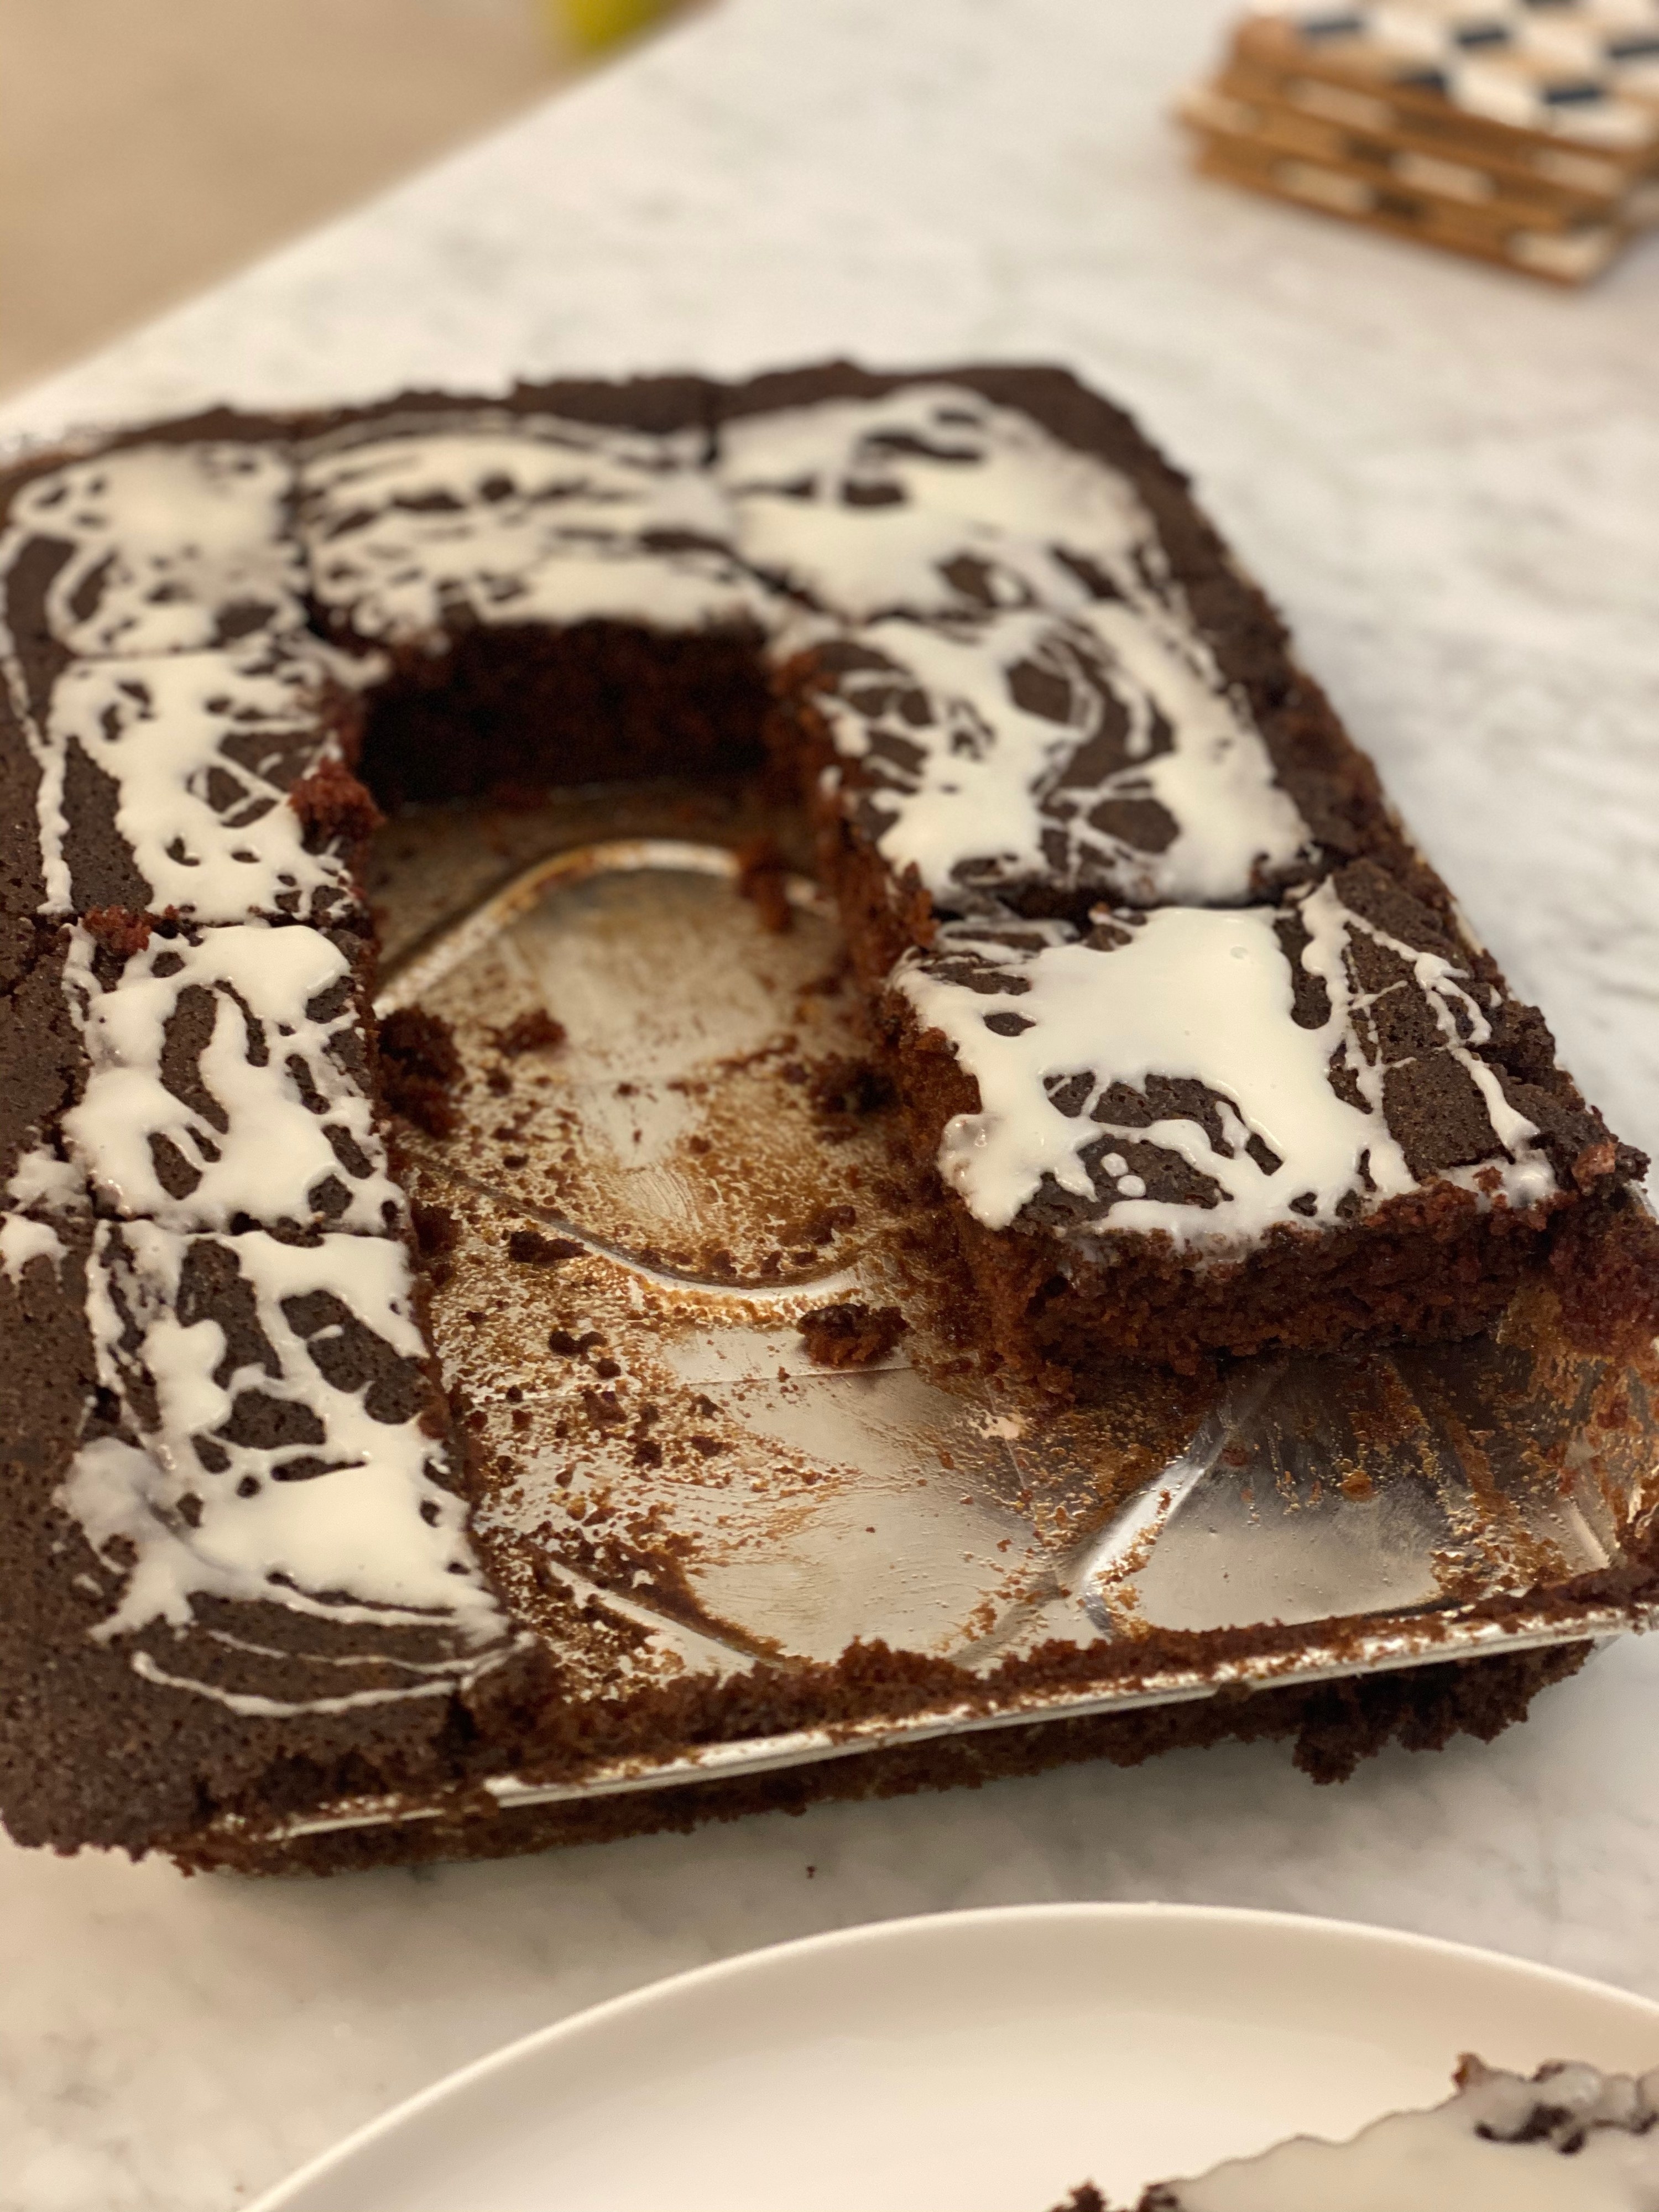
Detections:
364,790,1655,1698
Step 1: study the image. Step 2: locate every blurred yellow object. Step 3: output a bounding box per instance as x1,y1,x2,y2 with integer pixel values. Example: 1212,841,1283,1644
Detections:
544,0,672,53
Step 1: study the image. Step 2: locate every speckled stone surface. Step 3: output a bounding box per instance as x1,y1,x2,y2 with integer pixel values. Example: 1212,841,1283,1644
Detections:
2,2,1657,2206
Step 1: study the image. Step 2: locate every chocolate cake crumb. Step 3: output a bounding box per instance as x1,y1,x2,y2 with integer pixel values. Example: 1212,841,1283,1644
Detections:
413,1203,460,1259
82,906,152,957
809,1054,894,1128
288,755,384,847
494,1008,567,1057
733,832,794,934
379,1005,463,1138
798,1301,909,1368
803,1203,857,1245
411,1201,461,1286
507,1229,585,1266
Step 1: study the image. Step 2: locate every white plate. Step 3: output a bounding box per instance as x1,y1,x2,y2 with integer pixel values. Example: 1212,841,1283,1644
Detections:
251,1902,1659,2212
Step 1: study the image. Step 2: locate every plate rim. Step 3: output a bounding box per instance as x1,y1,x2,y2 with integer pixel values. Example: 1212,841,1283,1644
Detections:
247,1898,1659,2211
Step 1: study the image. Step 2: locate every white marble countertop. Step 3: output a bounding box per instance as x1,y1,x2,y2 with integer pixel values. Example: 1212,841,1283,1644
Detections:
4,2,1659,2205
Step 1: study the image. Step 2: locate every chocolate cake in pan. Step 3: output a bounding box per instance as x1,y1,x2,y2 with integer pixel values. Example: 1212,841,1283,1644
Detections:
0,360,1653,1866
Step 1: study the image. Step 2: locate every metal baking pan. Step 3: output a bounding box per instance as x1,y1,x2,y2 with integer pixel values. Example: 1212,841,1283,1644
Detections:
226,782,1659,1851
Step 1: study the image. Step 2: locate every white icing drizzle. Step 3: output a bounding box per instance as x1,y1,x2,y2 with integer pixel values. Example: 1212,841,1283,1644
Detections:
719,384,1168,620
0,443,304,656
3,1144,85,1217
894,881,1556,1249
0,1213,64,1281
1159,2057,1659,2212
128,1644,517,1720
34,643,359,923
60,1222,504,1644
300,415,774,644
204,1623,491,1673
61,921,400,1235
811,606,1312,908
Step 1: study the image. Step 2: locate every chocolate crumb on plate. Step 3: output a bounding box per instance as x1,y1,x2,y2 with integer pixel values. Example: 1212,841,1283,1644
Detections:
493,1008,567,1057
798,1301,909,1368
507,1229,586,1266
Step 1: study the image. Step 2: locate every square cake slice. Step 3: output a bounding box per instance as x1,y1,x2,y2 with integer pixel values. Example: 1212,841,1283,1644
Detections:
0,439,307,704
58,914,403,1238
775,603,1329,979
296,402,780,808
886,860,1642,1371
1,639,373,927
717,375,1170,622
0,1213,539,1853
3,912,400,1238
784,605,1314,913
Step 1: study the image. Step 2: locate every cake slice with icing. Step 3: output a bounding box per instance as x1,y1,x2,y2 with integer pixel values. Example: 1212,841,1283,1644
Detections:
718,378,1170,620
59,916,401,1238
0,440,306,704
0,1212,539,1854
300,411,769,645
1,639,371,927
888,859,1635,1371
297,399,781,808
779,603,1318,970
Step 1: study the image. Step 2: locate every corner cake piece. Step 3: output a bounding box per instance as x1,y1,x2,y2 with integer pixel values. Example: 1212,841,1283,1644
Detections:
750,363,1444,983
0,1214,539,1851
1073,2054,1659,2210
0,438,307,693
0,357,1653,1865
717,375,1167,620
